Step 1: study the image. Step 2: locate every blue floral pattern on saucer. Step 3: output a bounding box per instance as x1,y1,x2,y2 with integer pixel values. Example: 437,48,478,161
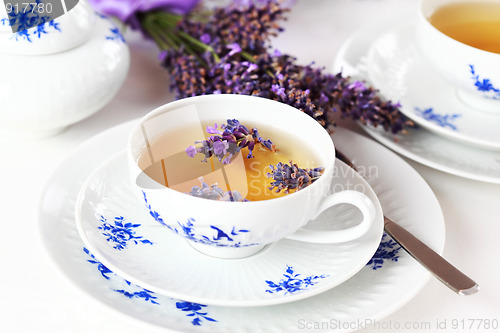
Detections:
84,247,113,280
265,266,328,294
415,107,461,131
98,215,153,250
366,233,401,270
75,150,386,308
176,302,218,326
114,287,159,305
470,65,500,100
84,247,217,326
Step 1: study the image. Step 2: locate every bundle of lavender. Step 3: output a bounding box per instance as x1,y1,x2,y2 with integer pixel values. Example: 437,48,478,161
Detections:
89,0,413,134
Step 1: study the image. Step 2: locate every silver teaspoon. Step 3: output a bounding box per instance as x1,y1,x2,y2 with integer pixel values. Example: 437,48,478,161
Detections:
335,148,479,295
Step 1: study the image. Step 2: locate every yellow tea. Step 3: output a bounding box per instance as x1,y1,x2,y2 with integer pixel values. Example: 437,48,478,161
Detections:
138,120,321,201
428,2,500,54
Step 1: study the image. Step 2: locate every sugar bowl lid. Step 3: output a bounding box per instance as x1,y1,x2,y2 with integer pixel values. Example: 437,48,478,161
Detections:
0,0,96,55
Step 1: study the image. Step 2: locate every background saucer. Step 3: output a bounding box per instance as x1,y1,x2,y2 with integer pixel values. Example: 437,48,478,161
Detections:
75,151,383,307
366,22,500,151
333,21,500,183
362,124,500,184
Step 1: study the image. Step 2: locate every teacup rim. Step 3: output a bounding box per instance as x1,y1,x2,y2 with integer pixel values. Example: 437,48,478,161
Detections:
128,94,336,206
418,0,500,57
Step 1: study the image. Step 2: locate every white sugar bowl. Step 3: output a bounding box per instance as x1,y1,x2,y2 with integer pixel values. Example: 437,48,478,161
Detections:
0,0,130,139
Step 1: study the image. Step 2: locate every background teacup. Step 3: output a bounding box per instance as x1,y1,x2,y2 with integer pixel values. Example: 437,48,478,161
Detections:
128,94,376,259
416,0,500,113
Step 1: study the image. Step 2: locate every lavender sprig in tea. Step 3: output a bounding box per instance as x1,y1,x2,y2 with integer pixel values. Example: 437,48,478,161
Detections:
184,118,324,201
267,161,324,194
185,119,277,164
187,177,247,202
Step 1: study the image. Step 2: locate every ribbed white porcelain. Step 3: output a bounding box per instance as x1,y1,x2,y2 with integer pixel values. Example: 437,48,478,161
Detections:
75,151,383,306
0,3,129,139
38,122,445,331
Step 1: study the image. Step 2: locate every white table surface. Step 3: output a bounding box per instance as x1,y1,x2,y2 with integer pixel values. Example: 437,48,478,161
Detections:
1,0,499,332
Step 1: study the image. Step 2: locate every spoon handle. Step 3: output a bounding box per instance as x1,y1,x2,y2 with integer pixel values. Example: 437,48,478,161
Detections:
335,148,478,295
384,217,478,295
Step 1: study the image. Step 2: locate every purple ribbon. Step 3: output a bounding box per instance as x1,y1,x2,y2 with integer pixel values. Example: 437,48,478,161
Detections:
88,0,200,29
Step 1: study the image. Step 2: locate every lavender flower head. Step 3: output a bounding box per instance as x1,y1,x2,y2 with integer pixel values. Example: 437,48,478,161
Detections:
188,177,247,202
160,2,413,134
185,119,277,164
267,161,324,193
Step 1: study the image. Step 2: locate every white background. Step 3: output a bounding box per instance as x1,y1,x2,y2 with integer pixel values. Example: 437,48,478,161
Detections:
1,0,499,332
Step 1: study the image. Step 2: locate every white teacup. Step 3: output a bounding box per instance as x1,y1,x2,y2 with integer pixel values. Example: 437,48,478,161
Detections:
127,94,376,259
416,0,500,113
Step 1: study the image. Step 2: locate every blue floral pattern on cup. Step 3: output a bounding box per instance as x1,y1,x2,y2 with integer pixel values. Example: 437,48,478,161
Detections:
265,265,328,294
470,64,500,100
142,191,258,248
415,107,461,131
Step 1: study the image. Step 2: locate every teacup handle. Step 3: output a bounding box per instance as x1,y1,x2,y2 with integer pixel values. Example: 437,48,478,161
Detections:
286,190,376,243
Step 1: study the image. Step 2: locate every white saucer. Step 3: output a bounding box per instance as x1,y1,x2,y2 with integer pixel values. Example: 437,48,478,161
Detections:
75,151,383,307
38,121,445,332
334,21,500,184
366,21,500,151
